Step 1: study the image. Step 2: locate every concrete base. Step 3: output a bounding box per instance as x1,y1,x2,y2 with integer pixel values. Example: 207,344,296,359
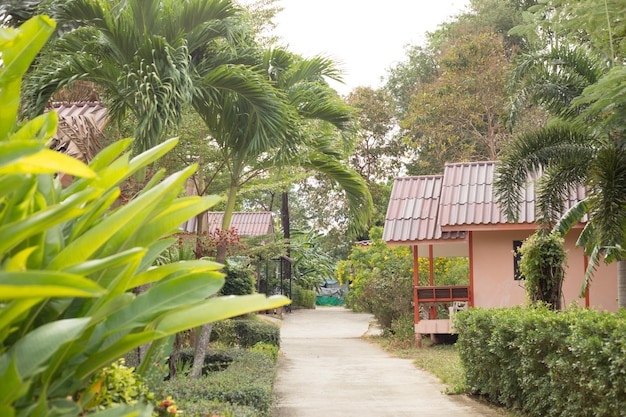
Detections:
415,319,451,334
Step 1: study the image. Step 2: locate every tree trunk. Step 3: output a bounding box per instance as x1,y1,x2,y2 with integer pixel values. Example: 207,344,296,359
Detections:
192,183,238,378
618,259,626,309
190,324,213,378
281,191,292,287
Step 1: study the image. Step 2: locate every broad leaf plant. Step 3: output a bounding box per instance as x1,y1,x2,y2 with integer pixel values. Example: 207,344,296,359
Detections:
0,16,289,417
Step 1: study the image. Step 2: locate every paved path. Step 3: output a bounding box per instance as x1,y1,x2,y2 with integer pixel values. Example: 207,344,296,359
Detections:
273,307,503,417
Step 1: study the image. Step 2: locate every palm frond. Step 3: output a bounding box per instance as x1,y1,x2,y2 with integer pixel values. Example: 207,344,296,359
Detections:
303,153,373,237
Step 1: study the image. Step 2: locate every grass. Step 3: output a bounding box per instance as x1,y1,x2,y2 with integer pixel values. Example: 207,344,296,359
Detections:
368,336,466,393
369,335,526,417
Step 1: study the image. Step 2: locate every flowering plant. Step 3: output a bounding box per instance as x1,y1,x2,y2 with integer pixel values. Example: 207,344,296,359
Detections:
155,396,180,416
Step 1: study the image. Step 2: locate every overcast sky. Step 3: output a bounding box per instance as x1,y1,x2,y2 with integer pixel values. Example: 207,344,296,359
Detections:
270,0,471,95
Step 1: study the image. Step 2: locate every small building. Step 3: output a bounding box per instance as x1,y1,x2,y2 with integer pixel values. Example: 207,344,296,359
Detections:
181,211,275,238
383,161,617,345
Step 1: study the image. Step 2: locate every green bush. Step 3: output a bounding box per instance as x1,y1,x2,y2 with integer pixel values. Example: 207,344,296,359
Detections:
210,317,280,348
221,261,256,296
249,342,279,363
292,285,316,308
160,347,276,417
455,306,626,417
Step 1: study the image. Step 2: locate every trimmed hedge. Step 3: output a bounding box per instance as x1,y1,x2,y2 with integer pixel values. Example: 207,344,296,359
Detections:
211,317,280,348
292,285,316,308
161,347,276,417
455,306,626,417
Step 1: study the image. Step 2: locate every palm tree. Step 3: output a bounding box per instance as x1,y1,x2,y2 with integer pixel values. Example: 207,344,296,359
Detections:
495,44,626,308
25,0,285,159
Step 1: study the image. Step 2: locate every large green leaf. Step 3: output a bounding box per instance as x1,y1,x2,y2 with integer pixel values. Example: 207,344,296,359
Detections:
0,271,106,299
100,271,224,334
0,16,55,141
154,294,291,335
131,195,221,246
49,166,196,269
0,189,98,255
0,149,96,177
1,318,89,379
127,259,223,289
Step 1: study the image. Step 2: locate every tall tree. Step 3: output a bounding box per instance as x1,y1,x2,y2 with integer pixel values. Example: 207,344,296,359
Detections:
402,28,512,175
25,0,285,159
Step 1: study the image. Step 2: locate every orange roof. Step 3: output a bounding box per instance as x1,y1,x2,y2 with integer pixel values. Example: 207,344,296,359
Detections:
384,161,586,245
383,175,466,245
181,211,275,237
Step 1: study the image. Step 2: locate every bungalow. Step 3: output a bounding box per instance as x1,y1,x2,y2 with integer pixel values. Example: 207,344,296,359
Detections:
383,161,617,345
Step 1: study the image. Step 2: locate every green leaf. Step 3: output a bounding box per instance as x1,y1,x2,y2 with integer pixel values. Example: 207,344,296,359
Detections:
0,141,44,169
0,149,96,178
132,195,221,245
0,189,98,255
9,112,57,143
49,166,196,269
0,271,106,299
101,271,224,333
127,260,223,289
76,331,160,380
3,318,89,379
154,294,291,335
0,16,55,140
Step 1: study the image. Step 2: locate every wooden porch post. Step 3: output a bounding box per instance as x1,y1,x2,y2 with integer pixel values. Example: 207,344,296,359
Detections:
413,245,422,348
429,245,437,319
584,256,590,308
413,245,419,325
469,231,475,307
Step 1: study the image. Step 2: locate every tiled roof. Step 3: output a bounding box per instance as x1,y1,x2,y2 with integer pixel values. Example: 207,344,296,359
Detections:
439,161,586,228
181,211,275,237
383,175,466,244
383,160,587,244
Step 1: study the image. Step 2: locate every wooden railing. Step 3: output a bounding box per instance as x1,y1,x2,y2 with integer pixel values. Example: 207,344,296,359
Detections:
414,285,471,323
415,286,470,303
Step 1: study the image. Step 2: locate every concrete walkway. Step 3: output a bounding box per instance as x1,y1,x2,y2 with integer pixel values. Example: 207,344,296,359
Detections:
273,307,503,417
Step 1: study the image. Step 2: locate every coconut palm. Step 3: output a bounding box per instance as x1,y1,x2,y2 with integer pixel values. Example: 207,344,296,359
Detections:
25,0,286,159
495,44,626,307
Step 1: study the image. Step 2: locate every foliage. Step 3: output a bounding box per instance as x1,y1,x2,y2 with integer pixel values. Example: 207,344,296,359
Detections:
221,260,256,296
248,342,279,363
518,230,566,309
291,286,316,309
337,227,469,330
160,347,277,417
455,306,626,417
402,29,511,174
0,16,288,417
210,317,280,348
81,359,155,413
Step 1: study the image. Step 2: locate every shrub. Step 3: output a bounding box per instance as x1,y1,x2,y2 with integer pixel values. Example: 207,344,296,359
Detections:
221,260,256,296
455,306,626,417
160,347,276,417
292,285,316,308
210,317,280,348
249,342,279,363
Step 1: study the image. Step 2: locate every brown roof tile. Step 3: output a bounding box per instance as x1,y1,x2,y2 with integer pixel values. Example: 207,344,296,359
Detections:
383,176,466,244
181,211,275,237
439,161,586,228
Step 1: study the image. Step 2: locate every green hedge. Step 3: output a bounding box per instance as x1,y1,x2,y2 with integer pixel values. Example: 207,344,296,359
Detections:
292,285,316,308
211,317,280,348
161,347,276,417
455,306,626,417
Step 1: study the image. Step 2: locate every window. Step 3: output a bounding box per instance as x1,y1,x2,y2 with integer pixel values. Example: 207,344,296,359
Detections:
513,240,523,280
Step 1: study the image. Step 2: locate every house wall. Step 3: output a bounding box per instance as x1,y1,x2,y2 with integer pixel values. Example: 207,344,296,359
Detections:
471,230,618,312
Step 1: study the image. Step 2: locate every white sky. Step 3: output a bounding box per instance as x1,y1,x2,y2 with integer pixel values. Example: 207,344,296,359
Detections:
270,0,471,95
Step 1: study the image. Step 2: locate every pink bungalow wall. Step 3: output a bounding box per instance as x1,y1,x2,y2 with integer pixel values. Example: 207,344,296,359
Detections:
471,229,618,312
